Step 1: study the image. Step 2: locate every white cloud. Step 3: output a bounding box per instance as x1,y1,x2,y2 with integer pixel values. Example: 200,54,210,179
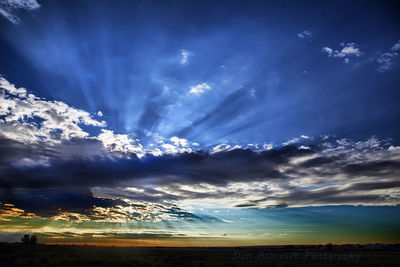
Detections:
339,42,363,57
160,143,177,154
376,40,400,73
231,144,242,150
322,47,333,55
154,136,194,155
188,83,211,95
0,77,105,144
212,143,231,153
282,137,300,146
180,49,189,64
322,42,363,63
297,30,311,39
97,129,143,156
97,131,197,157
147,147,163,156
170,136,188,147
263,143,274,150
0,0,40,24
0,77,206,160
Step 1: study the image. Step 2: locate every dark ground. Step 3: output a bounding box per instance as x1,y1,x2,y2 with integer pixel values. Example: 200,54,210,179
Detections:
0,243,399,267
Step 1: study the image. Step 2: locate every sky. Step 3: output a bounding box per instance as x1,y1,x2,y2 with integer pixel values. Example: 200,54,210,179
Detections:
0,0,399,246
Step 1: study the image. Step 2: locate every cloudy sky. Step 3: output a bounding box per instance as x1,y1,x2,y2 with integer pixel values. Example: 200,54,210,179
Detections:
0,0,399,246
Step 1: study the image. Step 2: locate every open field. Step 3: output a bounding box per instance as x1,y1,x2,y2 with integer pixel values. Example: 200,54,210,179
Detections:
0,243,399,267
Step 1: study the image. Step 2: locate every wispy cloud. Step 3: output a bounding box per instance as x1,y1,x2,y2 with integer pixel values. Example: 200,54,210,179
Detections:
180,49,189,64
376,40,400,73
0,0,40,24
297,30,311,39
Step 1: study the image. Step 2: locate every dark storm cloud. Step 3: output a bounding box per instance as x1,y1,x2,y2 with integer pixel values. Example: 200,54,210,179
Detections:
299,156,342,168
0,188,123,216
234,203,257,208
342,161,400,176
234,181,400,208
0,134,400,208
270,186,395,204
0,136,112,167
348,180,400,191
0,136,51,166
0,187,205,223
0,136,314,188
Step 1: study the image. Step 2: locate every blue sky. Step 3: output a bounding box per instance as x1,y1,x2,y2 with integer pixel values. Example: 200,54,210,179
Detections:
1,0,400,145
0,0,399,245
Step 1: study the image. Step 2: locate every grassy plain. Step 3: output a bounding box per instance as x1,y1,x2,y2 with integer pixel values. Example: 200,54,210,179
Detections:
0,243,399,267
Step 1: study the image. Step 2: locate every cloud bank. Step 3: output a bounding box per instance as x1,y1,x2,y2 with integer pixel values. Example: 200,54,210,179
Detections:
1,77,400,221
1,134,399,209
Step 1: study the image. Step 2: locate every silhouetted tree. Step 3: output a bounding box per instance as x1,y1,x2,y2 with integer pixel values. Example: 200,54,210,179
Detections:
30,235,37,245
21,234,37,245
21,234,31,244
